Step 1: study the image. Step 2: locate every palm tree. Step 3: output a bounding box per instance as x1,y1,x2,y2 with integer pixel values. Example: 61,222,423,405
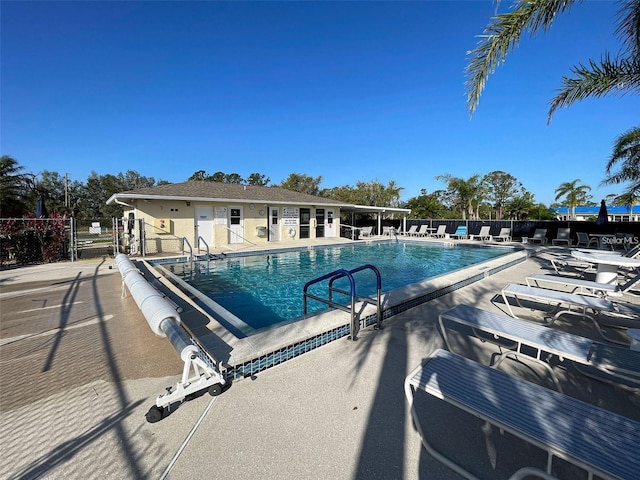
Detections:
435,173,484,219
613,191,640,219
601,126,640,196
555,179,591,220
466,0,640,123
0,155,27,216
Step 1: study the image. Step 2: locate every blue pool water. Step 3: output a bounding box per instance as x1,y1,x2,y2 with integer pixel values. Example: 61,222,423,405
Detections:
159,241,509,332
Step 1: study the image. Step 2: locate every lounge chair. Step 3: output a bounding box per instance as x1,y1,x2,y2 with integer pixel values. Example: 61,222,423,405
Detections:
575,232,598,248
493,227,511,242
427,224,447,238
547,254,595,277
469,225,491,241
551,227,572,246
526,271,640,298
449,225,467,239
403,225,418,236
382,226,393,236
414,225,430,237
405,349,640,480
528,228,547,245
500,283,640,344
438,304,640,391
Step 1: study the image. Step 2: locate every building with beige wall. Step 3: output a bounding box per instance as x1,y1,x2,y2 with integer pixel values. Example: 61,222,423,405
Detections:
107,181,367,255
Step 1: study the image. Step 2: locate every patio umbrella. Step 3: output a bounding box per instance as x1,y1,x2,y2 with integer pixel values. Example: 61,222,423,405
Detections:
596,199,608,226
35,195,48,218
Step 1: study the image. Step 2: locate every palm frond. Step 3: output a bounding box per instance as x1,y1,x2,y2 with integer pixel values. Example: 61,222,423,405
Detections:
548,54,640,122
615,0,640,57
466,0,578,115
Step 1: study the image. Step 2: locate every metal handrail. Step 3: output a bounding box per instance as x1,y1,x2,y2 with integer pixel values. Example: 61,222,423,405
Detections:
328,264,382,330
182,237,193,259
303,264,382,340
303,269,357,340
197,236,210,257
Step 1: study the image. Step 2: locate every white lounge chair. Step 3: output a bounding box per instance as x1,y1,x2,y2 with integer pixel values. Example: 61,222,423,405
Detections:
427,224,447,238
526,272,640,297
500,283,640,344
439,304,640,391
450,225,467,239
551,227,572,246
493,227,512,242
414,225,430,237
529,228,547,245
469,225,491,241
405,349,640,480
403,225,418,236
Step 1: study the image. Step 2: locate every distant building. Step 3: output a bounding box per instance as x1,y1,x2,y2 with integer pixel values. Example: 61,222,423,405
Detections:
555,205,640,222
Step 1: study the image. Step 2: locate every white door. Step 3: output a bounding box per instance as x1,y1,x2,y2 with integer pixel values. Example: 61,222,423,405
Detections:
270,207,280,241
326,209,336,238
195,206,214,250
229,206,243,244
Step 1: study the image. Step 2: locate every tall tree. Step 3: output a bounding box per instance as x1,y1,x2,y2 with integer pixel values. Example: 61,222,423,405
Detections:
403,189,447,219
483,170,522,220
247,173,271,186
279,173,322,196
435,173,484,219
0,155,28,216
555,179,592,220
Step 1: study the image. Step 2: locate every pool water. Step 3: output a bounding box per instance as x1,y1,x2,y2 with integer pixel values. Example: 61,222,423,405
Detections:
160,241,508,331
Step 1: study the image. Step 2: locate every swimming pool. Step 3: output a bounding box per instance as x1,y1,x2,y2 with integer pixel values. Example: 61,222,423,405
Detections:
155,241,510,334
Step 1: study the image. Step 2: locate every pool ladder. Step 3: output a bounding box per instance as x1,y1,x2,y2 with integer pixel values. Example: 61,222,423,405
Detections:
303,264,382,341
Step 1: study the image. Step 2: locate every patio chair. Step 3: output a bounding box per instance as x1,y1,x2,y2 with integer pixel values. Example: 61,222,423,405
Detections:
414,225,430,237
359,226,373,238
405,349,640,480
493,227,512,242
529,228,547,245
547,254,595,277
469,225,491,241
449,225,467,239
551,227,572,246
382,226,392,236
500,283,640,344
575,232,598,248
526,271,640,297
427,224,447,238
438,304,640,392
403,225,418,236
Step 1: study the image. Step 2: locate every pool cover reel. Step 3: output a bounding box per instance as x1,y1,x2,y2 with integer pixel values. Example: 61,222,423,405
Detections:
115,254,226,422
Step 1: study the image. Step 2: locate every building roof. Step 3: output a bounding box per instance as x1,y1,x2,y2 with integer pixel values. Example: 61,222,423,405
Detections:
106,181,410,214
555,205,640,215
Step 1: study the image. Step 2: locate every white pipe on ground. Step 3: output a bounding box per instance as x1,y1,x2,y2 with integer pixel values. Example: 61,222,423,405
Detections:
115,254,181,337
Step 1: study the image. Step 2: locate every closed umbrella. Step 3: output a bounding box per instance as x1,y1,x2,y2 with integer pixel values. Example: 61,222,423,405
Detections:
596,199,608,226
36,195,48,218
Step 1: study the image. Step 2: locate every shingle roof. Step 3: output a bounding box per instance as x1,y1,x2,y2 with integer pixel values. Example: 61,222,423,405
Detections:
109,181,349,206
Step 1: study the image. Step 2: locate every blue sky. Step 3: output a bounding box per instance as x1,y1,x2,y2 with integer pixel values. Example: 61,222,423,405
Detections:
2,1,639,205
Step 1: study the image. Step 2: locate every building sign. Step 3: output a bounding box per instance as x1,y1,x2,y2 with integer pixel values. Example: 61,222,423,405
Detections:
215,207,227,225
282,207,299,226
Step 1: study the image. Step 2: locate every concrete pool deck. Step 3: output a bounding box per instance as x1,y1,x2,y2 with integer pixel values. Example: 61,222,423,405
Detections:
1,239,639,479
